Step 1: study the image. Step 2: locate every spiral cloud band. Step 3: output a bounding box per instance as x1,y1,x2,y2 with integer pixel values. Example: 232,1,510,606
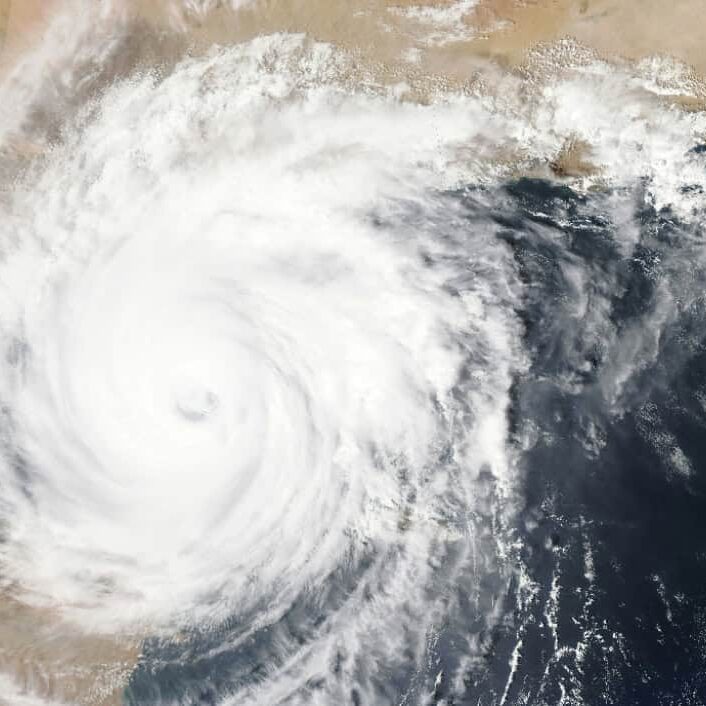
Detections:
4,9,706,701
0,35,519,645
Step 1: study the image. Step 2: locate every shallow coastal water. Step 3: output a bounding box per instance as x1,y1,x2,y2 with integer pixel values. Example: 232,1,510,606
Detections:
0,2,706,705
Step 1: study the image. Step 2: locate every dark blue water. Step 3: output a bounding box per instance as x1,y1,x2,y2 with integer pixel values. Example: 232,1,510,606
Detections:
126,173,706,705
493,178,706,706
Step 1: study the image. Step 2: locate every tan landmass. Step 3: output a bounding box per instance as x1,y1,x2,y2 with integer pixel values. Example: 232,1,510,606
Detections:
4,1,706,93
549,136,595,179
464,0,706,70
0,1,8,53
0,0,59,67
0,593,139,706
126,0,706,90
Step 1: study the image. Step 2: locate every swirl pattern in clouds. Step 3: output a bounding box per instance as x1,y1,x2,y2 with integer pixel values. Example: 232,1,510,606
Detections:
0,34,520,703
1,3,706,706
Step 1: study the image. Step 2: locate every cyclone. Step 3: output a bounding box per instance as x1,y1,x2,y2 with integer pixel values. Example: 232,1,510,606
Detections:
3,3,706,704
0,30,522,702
